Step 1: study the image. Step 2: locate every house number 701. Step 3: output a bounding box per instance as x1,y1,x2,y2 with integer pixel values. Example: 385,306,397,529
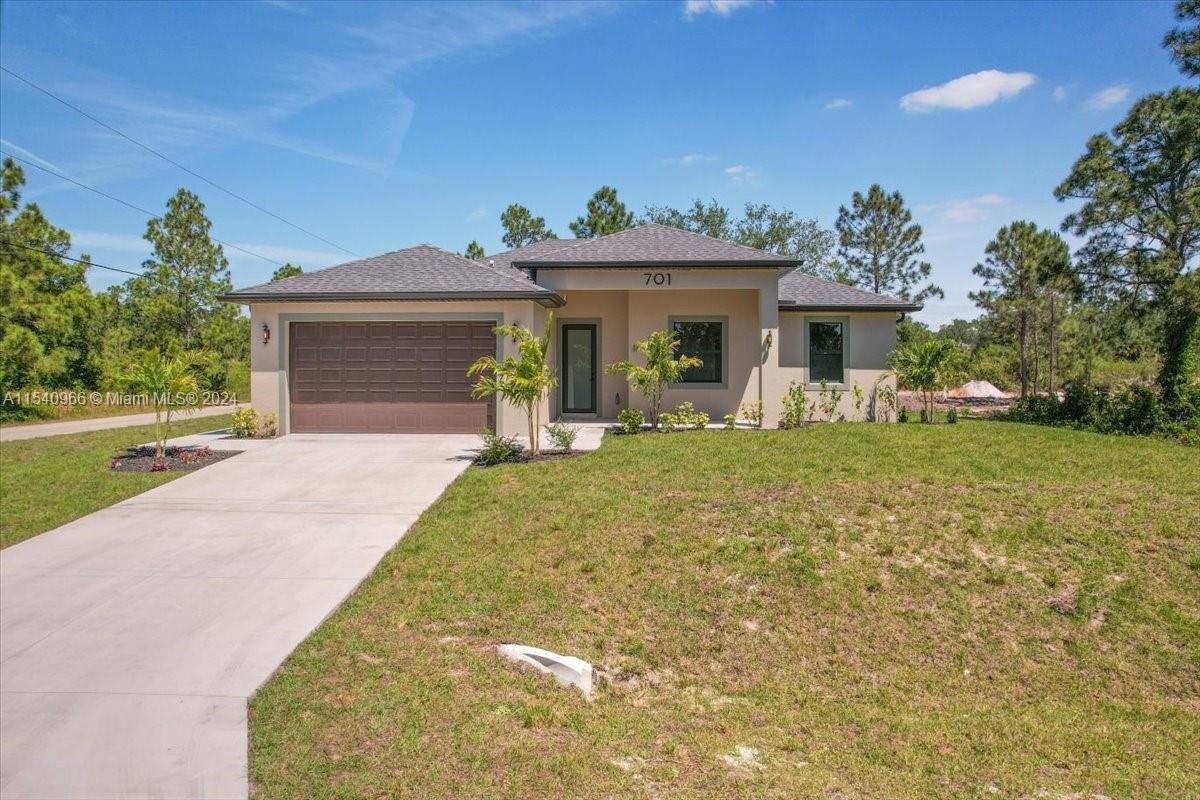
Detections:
643,272,672,286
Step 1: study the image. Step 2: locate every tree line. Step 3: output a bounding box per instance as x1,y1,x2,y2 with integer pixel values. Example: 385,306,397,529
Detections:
0,161,251,417
472,183,945,303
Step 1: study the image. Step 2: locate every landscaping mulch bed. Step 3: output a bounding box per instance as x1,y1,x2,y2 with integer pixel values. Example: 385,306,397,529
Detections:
473,449,585,467
108,445,239,473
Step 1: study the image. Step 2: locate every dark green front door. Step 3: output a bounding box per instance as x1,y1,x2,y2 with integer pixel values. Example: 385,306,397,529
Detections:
561,324,597,414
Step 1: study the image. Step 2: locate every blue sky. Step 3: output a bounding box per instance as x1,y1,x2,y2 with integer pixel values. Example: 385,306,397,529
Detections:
0,0,1185,326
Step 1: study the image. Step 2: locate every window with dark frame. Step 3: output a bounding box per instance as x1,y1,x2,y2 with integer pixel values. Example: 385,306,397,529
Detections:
671,319,722,384
808,321,844,383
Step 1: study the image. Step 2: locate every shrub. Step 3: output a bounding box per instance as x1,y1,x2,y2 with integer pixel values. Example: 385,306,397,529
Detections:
605,330,701,429
659,412,680,433
898,407,909,423
666,401,709,430
947,407,958,424
1095,385,1164,436
779,381,807,429
875,381,899,423
851,383,865,419
231,407,258,438
618,407,645,434
256,412,278,438
476,431,524,466
740,401,763,428
723,413,737,430
544,419,580,451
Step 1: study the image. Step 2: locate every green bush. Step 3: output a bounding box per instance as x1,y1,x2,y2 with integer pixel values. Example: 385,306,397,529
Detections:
662,401,708,431
256,412,277,438
1002,381,1196,444
617,407,645,434
947,407,958,424
230,407,258,438
779,381,807,429
723,413,737,430
739,400,763,427
544,420,580,451
476,431,524,466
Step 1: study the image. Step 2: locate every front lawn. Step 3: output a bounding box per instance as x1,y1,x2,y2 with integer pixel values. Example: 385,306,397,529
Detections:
0,413,233,549
250,422,1199,799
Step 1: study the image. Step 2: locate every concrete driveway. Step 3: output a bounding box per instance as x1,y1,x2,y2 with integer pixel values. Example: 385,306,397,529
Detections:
0,433,478,800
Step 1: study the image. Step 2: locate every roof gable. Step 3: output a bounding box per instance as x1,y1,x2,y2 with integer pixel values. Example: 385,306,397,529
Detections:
513,224,798,267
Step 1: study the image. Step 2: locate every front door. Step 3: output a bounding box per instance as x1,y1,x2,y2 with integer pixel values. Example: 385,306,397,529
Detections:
560,324,597,414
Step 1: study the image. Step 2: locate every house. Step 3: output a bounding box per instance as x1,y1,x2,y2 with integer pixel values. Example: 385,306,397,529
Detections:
221,224,920,434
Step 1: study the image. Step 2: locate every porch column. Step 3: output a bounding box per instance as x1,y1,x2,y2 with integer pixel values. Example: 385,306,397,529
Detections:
759,288,782,429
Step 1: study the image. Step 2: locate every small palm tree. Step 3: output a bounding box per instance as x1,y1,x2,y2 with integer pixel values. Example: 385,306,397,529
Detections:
122,349,200,458
468,315,557,455
605,329,702,429
888,339,965,423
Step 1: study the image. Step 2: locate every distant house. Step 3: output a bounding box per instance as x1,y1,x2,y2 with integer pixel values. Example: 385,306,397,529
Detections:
222,224,919,433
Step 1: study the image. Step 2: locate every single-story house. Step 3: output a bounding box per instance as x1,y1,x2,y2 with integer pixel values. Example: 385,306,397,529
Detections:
221,224,920,434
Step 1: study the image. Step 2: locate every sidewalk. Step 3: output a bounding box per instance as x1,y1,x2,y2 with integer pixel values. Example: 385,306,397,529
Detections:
0,404,244,443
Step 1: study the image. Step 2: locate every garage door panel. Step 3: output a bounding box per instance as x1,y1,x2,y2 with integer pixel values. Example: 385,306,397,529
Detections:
289,321,496,433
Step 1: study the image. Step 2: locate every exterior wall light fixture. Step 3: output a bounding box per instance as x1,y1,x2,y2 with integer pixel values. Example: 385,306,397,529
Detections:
262,322,271,345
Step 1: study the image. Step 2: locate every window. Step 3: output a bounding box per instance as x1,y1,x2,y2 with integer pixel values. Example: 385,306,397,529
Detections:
672,319,723,384
808,321,844,383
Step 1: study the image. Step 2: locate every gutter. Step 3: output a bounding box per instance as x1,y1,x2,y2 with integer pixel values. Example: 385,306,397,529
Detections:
219,290,567,308
778,302,924,313
513,259,800,269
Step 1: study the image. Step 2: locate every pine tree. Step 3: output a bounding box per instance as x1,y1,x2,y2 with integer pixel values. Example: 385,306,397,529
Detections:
570,186,633,239
835,184,943,302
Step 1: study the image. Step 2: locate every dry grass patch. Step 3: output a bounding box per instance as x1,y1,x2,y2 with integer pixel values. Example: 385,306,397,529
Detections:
251,422,1199,799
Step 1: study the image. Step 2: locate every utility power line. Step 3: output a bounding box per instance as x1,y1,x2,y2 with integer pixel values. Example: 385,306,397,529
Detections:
1,150,286,268
1,65,361,258
1,238,146,277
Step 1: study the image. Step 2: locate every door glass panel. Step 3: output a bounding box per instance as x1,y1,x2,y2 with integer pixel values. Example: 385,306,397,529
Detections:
564,326,595,412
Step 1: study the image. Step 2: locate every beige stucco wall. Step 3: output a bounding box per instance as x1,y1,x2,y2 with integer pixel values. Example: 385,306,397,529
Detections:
777,311,899,421
242,282,901,435
247,299,543,436
539,268,783,426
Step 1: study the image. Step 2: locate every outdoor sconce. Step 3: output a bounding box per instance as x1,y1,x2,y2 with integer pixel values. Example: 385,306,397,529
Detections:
765,330,773,349
261,323,271,345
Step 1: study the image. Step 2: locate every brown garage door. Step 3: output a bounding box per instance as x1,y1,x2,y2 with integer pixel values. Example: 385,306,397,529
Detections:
288,321,496,433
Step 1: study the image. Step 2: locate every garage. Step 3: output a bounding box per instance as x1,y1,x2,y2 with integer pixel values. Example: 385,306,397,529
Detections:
288,321,497,433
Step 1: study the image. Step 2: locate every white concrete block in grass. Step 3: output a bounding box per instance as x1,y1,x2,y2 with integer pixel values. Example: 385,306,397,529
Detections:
497,643,594,698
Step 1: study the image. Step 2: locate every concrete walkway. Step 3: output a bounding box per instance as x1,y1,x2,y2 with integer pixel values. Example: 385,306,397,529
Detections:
0,404,244,442
0,432,478,799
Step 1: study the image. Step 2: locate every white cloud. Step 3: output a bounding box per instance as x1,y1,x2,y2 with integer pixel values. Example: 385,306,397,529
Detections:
900,69,1037,112
70,229,343,270
1053,85,1067,101
934,194,1006,225
1083,84,1130,111
261,0,307,13
663,152,710,167
684,0,764,19
71,230,147,252
724,164,759,185
823,98,852,111
0,139,63,172
465,206,488,222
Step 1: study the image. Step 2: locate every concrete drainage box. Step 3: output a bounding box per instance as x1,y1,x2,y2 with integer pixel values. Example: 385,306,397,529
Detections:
497,643,593,698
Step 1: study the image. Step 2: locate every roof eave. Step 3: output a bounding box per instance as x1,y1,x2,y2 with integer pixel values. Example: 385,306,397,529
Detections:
514,259,799,269
220,290,566,308
779,302,924,313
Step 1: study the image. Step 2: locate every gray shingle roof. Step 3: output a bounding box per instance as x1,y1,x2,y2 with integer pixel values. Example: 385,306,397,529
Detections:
513,223,799,267
484,238,575,277
778,270,923,311
222,244,563,305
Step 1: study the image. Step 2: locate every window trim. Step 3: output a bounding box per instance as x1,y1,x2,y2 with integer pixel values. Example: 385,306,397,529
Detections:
805,315,849,388
668,315,728,389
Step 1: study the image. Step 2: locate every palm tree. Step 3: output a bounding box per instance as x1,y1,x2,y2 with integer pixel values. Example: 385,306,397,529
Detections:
605,329,702,429
468,315,557,455
888,339,965,423
122,349,200,458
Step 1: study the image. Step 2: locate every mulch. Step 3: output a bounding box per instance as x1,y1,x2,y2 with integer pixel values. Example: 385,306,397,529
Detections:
109,445,239,473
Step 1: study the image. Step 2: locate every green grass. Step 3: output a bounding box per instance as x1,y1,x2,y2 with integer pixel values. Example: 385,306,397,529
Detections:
0,413,233,548
250,421,1200,799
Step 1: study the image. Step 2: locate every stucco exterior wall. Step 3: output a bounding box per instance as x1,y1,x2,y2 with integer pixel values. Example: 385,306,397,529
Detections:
777,310,899,421
247,299,542,435
539,268,782,426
